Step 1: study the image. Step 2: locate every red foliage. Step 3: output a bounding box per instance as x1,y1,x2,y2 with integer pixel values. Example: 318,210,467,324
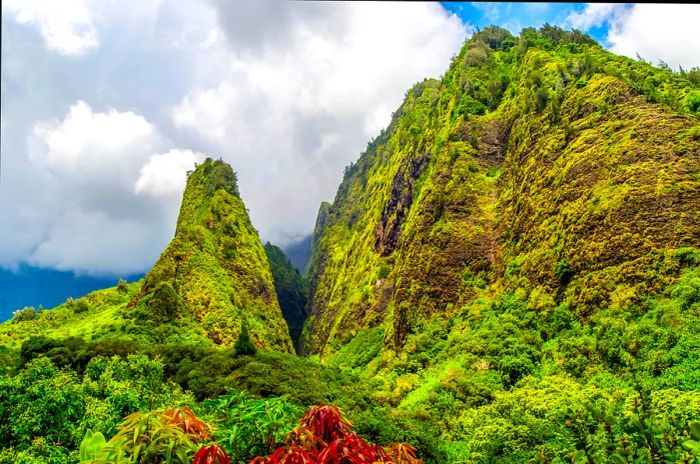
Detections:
285,425,326,452
316,433,388,464
298,405,353,444
269,444,318,463
162,407,212,441
385,443,421,463
193,444,231,464
249,405,422,464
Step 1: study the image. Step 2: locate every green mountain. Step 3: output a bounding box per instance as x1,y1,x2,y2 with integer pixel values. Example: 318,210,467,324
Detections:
302,26,700,356
264,242,308,350
292,25,700,463
0,158,293,353
128,158,293,351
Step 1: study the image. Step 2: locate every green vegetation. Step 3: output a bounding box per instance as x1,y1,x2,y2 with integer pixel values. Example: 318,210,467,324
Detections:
1,26,699,463
11,306,38,322
264,242,308,350
0,354,193,462
234,322,257,356
301,24,700,461
304,25,700,356
132,158,293,351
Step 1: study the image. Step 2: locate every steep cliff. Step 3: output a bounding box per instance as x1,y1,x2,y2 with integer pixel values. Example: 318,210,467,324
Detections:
303,26,700,356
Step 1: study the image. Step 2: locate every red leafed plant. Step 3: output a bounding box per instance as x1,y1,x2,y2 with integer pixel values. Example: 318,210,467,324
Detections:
298,405,353,444
316,433,389,464
193,444,231,464
250,444,318,464
162,407,212,441
249,405,422,464
285,424,325,453
385,443,421,463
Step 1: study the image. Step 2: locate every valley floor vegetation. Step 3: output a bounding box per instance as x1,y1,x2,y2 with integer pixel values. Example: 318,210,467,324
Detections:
1,256,699,463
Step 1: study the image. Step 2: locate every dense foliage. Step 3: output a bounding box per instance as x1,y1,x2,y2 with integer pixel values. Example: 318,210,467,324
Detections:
304,25,700,355
132,158,293,351
264,242,309,350
0,355,193,462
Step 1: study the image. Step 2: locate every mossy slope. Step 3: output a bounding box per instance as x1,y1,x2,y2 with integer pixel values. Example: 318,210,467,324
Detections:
131,158,293,351
303,27,700,356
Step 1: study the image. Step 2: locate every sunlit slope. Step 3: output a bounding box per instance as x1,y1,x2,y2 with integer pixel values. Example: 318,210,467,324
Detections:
303,26,700,356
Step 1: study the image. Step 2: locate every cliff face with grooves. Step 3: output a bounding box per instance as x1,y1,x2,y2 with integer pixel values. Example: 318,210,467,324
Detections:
132,158,293,352
302,27,700,356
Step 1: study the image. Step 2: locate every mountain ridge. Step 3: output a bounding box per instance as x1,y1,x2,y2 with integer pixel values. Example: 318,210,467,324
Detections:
301,25,700,356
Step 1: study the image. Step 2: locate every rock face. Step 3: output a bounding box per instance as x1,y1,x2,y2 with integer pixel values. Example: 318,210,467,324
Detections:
302,27,700,356
132,158,293,352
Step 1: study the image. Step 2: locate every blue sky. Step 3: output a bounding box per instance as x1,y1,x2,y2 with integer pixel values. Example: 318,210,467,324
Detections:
1,1,699,316
442,3,610,44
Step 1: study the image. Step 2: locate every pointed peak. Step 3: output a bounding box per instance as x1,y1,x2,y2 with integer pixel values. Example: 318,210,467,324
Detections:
188,157,240,198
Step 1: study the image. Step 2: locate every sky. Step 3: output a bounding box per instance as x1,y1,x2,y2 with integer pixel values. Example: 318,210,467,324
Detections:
1,1,699,280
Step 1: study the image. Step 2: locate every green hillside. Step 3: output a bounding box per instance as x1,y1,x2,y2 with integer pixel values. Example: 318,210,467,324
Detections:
130,159,293,351
303,26,700,357
0,158,294,353
300,25,700,461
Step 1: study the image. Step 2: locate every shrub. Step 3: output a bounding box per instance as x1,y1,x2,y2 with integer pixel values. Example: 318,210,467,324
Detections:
12,306,37,322
203,389,302,462
73,300,89,314
145,281,182,322
251,404,423,464
686,91,700,114
554,259,571,284
110,410,198,463
235,322,257,356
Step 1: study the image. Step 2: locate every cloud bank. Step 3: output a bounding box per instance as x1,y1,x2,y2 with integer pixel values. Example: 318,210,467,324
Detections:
568,3,700,69
2,100,201,275
3,0,98,55
1,0,467,275
2,1,697,276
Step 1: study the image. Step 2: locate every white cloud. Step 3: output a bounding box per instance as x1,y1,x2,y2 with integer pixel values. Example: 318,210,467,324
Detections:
135,149,205,198
566,4,626,30
0,101,201,275
3,0,98,55
33,100,157,179
568,3,700,69
172,82,240,143
173,2,468,245
607,4,700,69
